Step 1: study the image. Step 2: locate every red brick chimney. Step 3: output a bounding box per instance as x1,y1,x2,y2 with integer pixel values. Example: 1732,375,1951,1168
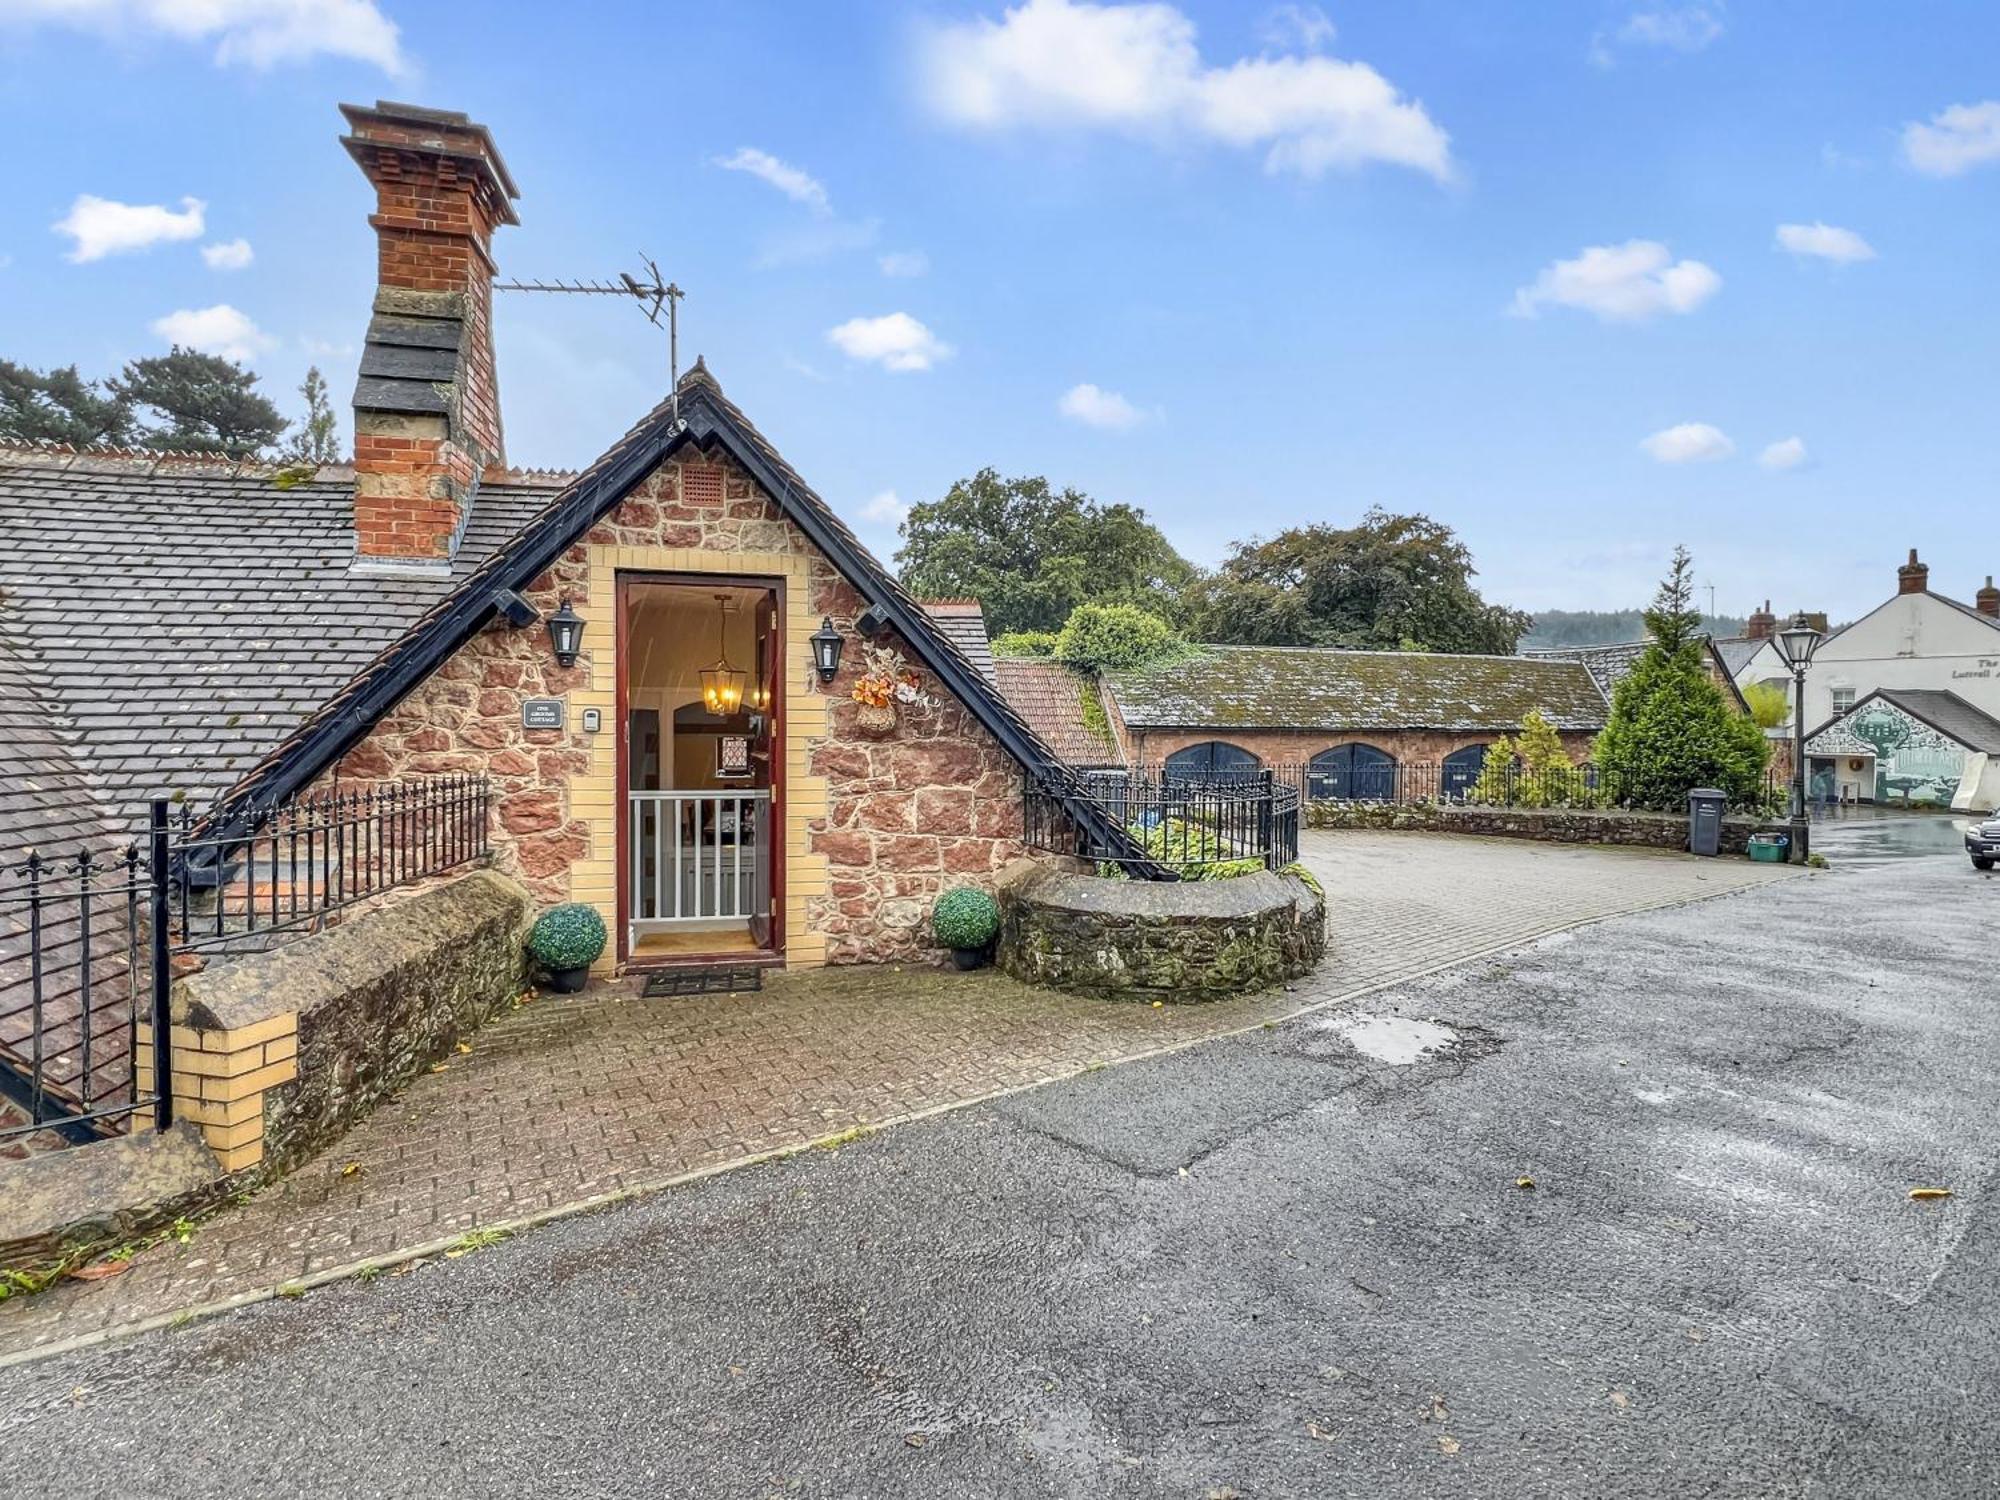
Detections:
1896,548,1930,596
1978,576,2000,618
1744,599,1776,641
341,101,519,564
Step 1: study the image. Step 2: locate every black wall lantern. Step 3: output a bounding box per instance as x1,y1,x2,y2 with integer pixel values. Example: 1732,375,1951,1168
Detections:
810,615,845,684
546,596,585,668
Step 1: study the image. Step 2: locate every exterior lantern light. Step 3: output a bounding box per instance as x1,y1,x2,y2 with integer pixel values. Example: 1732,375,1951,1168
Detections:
810,615,845,684
1771,611,1823,863
700,595,746,716
546,597,585,668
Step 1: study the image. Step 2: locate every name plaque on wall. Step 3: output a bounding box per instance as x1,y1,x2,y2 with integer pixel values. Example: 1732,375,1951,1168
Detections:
522,698,565,730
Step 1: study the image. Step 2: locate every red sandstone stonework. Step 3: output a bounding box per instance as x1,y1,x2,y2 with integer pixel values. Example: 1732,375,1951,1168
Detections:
329,449,1026,966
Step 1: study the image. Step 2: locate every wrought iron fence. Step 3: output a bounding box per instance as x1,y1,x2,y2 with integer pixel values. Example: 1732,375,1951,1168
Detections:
0,840,159,1143
173,775,493,953
0,776,491,1144
1132,760,1782,814
1024,766,1300,876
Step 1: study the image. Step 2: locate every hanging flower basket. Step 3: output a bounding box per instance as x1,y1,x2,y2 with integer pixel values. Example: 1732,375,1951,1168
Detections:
850,643,935,739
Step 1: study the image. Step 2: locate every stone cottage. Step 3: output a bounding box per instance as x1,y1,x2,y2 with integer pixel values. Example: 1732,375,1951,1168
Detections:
0,101,1129,985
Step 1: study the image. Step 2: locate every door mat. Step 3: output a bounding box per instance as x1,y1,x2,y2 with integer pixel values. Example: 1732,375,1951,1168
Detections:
642,966,765,998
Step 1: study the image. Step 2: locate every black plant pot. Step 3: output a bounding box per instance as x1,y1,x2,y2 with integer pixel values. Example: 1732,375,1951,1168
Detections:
950,947,987,971
544,965,590,994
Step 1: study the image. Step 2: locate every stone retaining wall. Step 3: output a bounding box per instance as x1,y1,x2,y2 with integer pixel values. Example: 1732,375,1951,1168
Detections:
996,861,1325,1002
1304,800,1782,855
164,868,532,1176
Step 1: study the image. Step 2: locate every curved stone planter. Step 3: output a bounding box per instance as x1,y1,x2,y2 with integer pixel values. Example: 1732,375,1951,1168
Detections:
997,862,1326,1002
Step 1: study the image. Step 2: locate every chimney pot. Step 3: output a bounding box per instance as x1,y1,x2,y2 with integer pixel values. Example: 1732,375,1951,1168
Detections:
1744,598,1777,640
1897,548,1930,596
1978,575,2000,619
341,101,519,564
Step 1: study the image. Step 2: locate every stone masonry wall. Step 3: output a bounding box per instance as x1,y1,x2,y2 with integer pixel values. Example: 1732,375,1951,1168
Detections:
330,447,1026,965
1305,799,1783,855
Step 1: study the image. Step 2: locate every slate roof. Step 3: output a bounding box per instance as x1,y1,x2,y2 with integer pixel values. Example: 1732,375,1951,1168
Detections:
0,446,562,845
994,658,1120,766
1524,636,1752,709
918,599,996,684
1712,635,1766,677
1107,645,1610,733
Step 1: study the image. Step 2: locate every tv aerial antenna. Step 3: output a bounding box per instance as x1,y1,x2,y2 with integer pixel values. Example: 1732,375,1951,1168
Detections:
494,255,687,428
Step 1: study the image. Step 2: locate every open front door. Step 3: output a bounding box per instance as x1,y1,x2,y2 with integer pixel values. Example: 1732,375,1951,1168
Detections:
619,576,783,964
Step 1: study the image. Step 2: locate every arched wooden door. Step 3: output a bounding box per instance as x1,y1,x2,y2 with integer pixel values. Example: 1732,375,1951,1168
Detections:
1308,743,1397,801
1441,743,1489,799
1162,740,1261,786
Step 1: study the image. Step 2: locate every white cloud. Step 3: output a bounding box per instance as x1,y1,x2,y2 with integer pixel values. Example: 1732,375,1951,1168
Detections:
1618,6,1723,52
919,0,1452,182
1775,221,1874,264
4,0,404,72
52,193,204,262
1758,436,1807,471
1256,4,1334,52
300,336,354,357
826,312,953,372
1640,422,1734,464
1510,240,1720,323
712,147,831,214
1058,382,1148,430
878,250,930,278
1902,100,2000,178
859,490,911,526
201,236,255,271
151,304,276,362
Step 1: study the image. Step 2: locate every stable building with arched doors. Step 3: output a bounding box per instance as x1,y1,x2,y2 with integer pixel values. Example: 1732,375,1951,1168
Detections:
1008,643,1611,795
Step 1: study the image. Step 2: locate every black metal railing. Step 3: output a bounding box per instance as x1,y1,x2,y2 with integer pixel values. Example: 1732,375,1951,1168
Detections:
1130,760,1782,814
0,776,491,1144
1024,766,1300,876
0,841,155,1143
173,775,493,954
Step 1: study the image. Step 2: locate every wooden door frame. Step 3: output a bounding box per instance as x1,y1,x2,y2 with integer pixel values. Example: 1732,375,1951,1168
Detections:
614,571,787,968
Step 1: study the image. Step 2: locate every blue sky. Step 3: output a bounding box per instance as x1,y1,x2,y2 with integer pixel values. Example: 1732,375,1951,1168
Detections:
2,1,1995,624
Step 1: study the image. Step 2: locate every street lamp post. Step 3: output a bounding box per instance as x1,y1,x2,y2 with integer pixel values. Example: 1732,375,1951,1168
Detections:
1772,612,1823,863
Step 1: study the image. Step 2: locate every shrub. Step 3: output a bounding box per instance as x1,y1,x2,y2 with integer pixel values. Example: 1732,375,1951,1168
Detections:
1741,680,1790,731
1052,604,1188,673
932,887,1000,949
992,630,1058,659
528,903,607,971
1100,817,1266,881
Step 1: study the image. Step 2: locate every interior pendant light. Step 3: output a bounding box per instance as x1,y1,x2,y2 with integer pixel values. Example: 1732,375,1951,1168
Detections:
700,595,746,716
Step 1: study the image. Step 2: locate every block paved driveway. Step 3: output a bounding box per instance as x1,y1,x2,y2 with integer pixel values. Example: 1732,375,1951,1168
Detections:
0,831,1793,1364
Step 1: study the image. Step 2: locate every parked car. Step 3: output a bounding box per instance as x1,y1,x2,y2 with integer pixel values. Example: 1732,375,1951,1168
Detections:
1969,816,2000,871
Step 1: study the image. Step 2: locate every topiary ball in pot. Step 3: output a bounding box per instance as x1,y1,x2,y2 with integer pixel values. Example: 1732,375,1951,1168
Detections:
528,903,607,993
932,886,1000,970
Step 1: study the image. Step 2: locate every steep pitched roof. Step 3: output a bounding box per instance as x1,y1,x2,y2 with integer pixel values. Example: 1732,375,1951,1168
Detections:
1808,687,2000,753
994,658,1120,766
919,599,996,684
207,365,1156,871
0,446,559,844
1524,636,1752,711
1108,644,1609,733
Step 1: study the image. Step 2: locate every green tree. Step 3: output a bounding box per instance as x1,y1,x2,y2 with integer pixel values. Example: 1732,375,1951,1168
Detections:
1052,604,1187,673
1741,680,1790,730
1466,711,1582,807
0,360,136,446
281,366,341,465
991,630,1058,659
111,347,286,457
1592,547,1770,809
896,469,1197,636
1194,509,1531,654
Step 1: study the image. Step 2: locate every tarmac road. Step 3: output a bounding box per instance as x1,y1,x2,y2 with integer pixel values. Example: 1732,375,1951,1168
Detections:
2,845,1993,1499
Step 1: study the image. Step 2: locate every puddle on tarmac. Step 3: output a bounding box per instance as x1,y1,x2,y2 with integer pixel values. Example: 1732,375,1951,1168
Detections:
1319,1014,1460,1065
